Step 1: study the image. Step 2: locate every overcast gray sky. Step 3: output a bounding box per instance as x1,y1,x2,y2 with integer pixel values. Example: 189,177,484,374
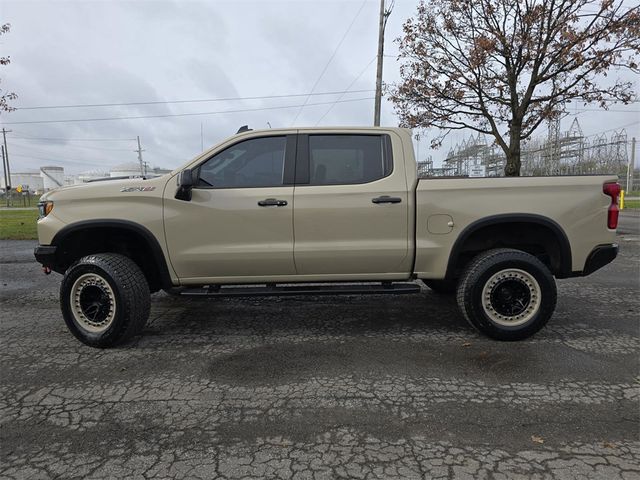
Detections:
1,0,638,174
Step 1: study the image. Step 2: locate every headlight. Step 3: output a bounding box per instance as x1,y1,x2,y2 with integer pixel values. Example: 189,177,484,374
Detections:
38,201,54,218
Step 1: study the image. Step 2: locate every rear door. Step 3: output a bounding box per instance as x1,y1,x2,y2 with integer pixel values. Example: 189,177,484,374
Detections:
164,134,297,282
292,131,411,278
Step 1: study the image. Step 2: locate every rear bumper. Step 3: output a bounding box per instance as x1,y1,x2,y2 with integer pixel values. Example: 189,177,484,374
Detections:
580,243,618,276
34,245,57,268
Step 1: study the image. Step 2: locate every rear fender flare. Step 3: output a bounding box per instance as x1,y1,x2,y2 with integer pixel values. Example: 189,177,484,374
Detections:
445,214,572,280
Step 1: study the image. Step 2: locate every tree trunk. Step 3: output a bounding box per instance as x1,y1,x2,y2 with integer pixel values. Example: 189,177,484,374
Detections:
504,123,522,177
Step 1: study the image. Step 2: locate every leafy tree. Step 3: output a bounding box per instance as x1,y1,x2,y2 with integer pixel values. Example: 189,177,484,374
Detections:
391,0,639,176
1,23,17,114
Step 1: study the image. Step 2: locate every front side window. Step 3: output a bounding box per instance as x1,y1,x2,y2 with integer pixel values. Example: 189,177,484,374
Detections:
308,135,390,185
197,136,286,188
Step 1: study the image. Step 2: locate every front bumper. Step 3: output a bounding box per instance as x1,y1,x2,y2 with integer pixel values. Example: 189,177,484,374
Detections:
582,243,618,276
34,245,57,268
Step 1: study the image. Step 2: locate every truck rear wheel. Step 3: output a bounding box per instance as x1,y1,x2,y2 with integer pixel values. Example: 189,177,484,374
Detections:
456,248,556,341
60,253,150,348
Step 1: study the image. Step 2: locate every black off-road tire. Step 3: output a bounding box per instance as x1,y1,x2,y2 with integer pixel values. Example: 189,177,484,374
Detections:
456,248,557,341
423,279,457,294
60,253,150,348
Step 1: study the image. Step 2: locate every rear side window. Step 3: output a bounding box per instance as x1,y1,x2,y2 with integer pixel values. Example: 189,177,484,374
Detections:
308,135,392,185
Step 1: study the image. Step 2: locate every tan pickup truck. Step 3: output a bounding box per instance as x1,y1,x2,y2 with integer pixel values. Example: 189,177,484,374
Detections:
34,127,620,347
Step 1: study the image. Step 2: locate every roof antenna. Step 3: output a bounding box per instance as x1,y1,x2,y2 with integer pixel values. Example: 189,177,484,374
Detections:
267,122,272,129
236,125,252,134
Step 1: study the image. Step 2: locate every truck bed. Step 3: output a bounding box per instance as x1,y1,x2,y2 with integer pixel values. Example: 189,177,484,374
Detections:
413,175,618,279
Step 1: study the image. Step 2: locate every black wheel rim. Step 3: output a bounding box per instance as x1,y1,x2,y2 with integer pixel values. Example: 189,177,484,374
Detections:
70,273,116,332
481,268,541,326
79,285,112,324
489,278,531,317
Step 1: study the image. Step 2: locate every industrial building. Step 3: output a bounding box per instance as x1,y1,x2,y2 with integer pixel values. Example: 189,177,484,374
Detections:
1,166,64,193
0,170,44,192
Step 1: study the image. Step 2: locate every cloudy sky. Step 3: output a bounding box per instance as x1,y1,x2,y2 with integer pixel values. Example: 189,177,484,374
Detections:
1,0,638,175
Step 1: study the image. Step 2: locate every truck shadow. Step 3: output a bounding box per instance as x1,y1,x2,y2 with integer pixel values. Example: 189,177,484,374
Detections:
148,291,469,337
137,291,620,387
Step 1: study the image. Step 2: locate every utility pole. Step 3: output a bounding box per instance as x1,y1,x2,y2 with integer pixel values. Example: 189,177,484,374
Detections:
2,146,7,207
2,128,12,207
135,136,145,176
628,137,636,193
200,123,204,152
374,0,394,126
1,146,6,192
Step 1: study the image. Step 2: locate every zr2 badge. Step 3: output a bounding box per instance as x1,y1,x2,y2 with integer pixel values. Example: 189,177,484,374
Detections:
120,186,156,192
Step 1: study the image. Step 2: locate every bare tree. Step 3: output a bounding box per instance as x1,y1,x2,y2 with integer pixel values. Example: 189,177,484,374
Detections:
1,23,17,114
390,0,639,176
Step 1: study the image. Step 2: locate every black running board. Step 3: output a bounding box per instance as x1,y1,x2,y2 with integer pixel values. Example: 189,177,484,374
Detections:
178,282,421,297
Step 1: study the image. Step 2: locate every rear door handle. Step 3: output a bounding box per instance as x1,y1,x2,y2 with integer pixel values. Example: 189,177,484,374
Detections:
372,196,402,204
258,198,288,207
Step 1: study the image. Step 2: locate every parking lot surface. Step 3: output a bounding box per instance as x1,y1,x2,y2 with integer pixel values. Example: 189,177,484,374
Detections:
1,215,639,479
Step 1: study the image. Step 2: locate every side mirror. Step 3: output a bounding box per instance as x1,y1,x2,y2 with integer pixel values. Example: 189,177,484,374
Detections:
175,169,194,201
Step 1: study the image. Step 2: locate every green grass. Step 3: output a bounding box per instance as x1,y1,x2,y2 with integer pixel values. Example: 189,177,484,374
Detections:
623,199,640,210
0,209,39,240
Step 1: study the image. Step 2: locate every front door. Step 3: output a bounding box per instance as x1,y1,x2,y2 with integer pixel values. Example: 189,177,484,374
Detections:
164,134,296,282
292,132,411,278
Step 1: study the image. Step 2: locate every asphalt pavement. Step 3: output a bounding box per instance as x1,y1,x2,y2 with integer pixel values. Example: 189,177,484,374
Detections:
0,214,638,479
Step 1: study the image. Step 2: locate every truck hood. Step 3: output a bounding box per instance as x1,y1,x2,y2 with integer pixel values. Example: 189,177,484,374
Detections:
41,175,171,202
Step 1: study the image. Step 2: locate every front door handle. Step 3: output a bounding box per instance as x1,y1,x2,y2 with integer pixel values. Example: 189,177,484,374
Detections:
258,198,288,207
372,195,402,204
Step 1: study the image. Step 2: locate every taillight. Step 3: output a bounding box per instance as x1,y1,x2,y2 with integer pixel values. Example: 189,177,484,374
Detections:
603,182,621,229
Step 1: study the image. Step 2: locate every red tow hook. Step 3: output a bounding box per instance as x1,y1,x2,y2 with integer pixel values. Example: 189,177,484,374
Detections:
43,266,52,275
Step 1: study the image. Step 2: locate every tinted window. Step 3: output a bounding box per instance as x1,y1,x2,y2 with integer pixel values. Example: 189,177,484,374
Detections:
308,135,389,185
198,136,286,188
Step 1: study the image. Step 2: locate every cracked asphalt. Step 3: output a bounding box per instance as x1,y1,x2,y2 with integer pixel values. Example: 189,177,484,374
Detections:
1,214,639,479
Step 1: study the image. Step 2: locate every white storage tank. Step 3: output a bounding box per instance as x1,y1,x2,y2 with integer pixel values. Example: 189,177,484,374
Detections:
40,166,65,191
77,170,110,183
1,170,44,192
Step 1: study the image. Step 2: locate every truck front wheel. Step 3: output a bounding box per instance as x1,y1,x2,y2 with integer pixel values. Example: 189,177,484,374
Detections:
456,248,557,341
60,253,150,348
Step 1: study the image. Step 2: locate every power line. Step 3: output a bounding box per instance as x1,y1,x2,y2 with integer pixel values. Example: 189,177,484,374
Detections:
9,143,117,165
315,56,377,126
573,109,640,125
7,130,136,141
11,136,135,142
588,120,640,135
1,97,375,125
573,108,640,113
9,152,114,168
581,4,637,13
8,137,133,152
15,89,375,111
291,0,369,126
12,142,179,165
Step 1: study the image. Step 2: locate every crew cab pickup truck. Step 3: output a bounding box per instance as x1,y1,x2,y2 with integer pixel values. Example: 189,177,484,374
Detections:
34,127,620,347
